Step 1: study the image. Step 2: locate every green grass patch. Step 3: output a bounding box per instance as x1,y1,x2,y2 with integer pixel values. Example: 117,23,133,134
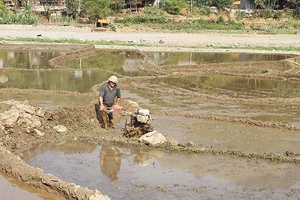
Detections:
1,37,299,53
215,45,300,52
0,37,148,47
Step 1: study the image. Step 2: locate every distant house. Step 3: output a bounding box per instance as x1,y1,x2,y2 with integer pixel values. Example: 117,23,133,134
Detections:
29,0,66,13
125,0,159,10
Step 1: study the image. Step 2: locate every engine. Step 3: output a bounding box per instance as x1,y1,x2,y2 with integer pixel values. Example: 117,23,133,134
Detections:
123,108,153,138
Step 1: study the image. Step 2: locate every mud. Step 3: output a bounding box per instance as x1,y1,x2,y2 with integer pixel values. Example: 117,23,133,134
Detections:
0,39,300,199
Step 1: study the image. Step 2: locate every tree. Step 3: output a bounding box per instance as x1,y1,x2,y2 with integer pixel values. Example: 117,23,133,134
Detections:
210,0,233,10
81,0,110,21
39,0,60,22
110,0,125,13
193,0,209,7
65,0,80,19
163,0,188,15
254,0,278,9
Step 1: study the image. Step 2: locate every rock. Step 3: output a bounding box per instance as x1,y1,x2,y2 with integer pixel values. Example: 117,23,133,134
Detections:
53,125,67,133
34,129,45,137
0,108,20,128
186,141,195,147
89,192,110,200
168,138,179,146
139,131,166,145
0,100,45,129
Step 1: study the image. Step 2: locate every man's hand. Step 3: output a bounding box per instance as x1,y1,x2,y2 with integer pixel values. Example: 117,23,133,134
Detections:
112,104,124,110
99,105,106,111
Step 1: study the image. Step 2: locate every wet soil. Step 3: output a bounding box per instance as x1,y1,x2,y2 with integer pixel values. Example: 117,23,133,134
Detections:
0,26,300,199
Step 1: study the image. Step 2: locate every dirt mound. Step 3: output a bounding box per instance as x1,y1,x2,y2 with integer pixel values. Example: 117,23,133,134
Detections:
0,100,111,199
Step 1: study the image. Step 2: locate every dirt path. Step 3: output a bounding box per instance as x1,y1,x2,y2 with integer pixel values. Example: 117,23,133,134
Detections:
1,24,300,52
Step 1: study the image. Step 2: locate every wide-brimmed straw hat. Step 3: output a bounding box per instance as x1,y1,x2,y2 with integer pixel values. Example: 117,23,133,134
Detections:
108,75,118,83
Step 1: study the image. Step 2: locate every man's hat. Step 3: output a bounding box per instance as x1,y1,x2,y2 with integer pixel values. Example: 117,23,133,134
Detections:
108,75,118,83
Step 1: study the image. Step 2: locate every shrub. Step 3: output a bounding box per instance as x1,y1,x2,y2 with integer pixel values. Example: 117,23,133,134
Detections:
293,7,300,19
259,9,273,19
235,10,246,20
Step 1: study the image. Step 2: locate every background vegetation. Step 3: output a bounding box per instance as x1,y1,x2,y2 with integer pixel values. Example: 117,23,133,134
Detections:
0,0,299,34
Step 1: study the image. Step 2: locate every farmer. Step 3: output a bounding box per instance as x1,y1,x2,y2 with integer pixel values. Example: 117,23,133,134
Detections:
99,75,121,128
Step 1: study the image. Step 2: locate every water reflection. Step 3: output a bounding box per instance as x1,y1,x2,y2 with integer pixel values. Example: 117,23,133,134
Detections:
100,145,121,181
25,143,300,200
0,49,290,71
0,51,60,69
65,50,146,76
0,70,111,93
144,52,292,66
149,75,300,98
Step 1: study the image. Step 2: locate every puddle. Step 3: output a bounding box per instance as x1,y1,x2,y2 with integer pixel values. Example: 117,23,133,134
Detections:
0,174,40,200
147,75,300,98
0,50,290,70
0,51,60,69
0,70,111,93
147,116,300,154
65,50,146,75
143,52,292,65
0,172,61,200
122,85,300,126
24,142,300,200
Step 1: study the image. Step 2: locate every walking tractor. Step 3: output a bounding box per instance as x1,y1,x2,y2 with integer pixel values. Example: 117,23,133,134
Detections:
123,108,153,138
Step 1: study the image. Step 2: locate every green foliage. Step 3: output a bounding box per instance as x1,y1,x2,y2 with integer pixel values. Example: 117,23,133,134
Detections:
216,16,225,24
194,18,239,30
81,0,110,21
115,16,168,24
273,10,283,19
254,0,266,9
0,6,38,24
164,0,188,15
198,6,211,15
258,9,273,18
193,0,209,7
144,6,165,16
293,7,300,19
110,0,125,13
235,10,247,20
254,0,278,9
51,15,74,24
210,0,233,10
65,0,79,19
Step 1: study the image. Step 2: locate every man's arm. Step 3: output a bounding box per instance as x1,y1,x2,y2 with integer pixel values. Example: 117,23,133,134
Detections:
99,96,105,110
115,97,120,105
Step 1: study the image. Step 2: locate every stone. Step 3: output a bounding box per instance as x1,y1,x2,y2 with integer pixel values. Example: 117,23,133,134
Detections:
53,125,67,133
139,131,166,145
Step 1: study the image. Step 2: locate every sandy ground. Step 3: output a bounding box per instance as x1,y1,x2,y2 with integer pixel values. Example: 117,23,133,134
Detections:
0,24,300,200
1,24,300,53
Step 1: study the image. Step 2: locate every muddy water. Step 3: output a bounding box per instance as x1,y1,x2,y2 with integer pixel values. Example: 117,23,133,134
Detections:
154,75,300,98
1,48,300,199
0,174,41,200
0,51,60,69
143,51,292,65
24,142,300,200
147,116,300,154
0,172,62,200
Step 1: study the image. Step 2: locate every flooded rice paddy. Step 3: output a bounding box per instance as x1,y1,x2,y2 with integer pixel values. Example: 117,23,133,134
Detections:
0,47,299,199
24,142,300,200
